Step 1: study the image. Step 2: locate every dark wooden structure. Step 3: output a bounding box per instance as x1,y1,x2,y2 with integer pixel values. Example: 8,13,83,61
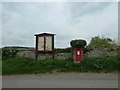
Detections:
34,33,55,60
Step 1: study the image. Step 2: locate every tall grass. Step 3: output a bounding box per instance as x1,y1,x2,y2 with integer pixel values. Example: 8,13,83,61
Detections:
2,56,119,75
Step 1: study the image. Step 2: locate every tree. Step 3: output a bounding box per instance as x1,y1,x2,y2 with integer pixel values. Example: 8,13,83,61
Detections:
87,36,117,49
70,39,87,48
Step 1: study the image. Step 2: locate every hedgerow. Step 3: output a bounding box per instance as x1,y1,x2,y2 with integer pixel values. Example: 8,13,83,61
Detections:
2,47,19,60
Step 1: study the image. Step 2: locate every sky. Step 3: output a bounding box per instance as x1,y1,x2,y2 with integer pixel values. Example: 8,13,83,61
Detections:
1,2,118,48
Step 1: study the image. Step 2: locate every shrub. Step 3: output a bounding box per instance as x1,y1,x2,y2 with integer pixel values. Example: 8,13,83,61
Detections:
70,39,87,48
87,36,117,50
2,47,19,60
55,47,71,53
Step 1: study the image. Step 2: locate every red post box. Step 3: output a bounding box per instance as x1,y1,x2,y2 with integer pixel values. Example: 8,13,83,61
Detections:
73,48,83,63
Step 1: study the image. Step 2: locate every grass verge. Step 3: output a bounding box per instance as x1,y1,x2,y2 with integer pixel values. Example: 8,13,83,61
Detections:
2,56,119,75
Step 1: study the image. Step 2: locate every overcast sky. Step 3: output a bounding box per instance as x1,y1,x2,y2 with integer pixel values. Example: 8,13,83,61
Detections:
1,2,118,48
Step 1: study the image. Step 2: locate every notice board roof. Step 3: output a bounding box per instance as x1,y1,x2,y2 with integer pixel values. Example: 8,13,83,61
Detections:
34,33,55,36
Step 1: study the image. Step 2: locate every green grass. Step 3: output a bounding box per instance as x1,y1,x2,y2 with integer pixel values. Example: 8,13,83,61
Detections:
2,56,119,75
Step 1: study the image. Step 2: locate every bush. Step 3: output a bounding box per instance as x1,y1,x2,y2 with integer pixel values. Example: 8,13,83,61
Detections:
70,39,87,48
2,47,19,60
87,36,117,50
55,47,71,53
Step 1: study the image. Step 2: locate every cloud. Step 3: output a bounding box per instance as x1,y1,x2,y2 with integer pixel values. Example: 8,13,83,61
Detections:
2,2,118,48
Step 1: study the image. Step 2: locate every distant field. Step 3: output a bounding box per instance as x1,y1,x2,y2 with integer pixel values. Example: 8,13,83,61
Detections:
2,56,119,75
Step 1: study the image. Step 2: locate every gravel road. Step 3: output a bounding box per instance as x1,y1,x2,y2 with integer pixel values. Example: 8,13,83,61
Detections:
2,72,118,88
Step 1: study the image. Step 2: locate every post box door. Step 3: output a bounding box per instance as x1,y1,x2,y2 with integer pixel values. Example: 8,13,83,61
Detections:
74,48,83,62
75,49,81,61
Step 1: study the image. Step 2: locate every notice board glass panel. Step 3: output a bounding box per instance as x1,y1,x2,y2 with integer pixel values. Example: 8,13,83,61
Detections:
46,36,52,50
38,36,44,50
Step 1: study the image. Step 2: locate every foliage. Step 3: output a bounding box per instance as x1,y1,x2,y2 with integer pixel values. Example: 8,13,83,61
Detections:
55,47,71,53
4,46,34,49
70,39,87,48
87,36,117,50
2,47,19,60
2,56,119,75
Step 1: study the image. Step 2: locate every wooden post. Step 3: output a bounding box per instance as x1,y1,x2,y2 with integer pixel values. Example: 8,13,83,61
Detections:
35,36,38,60
52,36,55,59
